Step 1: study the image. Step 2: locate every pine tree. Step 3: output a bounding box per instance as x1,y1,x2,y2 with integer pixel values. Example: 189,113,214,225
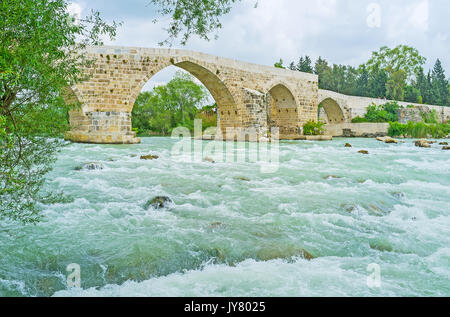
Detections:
288,62,296,71
296,56,313,73
367,67,388,98
356,65,369,97
431,59,449,107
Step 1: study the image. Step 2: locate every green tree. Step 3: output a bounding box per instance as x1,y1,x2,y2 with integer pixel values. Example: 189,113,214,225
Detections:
288,62,296,71
404,85,420,103
314,57,332,90
386,70,407,101
132,72,209,135
356,65,369,97
296,56,313,73
274,59,285,69
365,45,426,82
0,0,118,223
367,66,388,98
150,0,251,45
431,59,449,107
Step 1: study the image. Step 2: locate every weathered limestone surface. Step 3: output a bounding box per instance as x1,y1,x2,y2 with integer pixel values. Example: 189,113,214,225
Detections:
325,123,390,137
65,45,318,144
318,89,450,124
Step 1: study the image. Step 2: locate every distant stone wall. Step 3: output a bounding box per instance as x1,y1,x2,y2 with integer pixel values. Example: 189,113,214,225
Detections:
324,123,390,137
319,89,450,124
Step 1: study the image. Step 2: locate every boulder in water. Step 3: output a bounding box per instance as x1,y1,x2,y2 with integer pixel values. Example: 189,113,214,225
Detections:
443,146,450,151
234,176,250,182
384,137,398,144
140,154,159,160
144,196,173,210
376,136,397,144
204,156,215,163
256,246,315,261
358,150,369,155
323,175,341,180
208,222,225,229
439,142,448,145
344,143,352,148
414,140,431,148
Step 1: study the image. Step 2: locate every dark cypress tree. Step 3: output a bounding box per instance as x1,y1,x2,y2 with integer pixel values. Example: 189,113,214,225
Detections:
356,65,369,97
296,56,313,73
288,61,296,71
367,67,388,98
431,59,449,106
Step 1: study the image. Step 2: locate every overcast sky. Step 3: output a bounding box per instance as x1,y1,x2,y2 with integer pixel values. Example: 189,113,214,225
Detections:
69,0,450,89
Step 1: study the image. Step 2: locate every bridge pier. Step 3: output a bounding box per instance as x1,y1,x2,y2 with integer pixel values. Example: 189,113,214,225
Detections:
65,110,140,144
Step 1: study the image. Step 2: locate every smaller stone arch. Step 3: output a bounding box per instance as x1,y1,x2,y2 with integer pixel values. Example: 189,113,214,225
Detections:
319,97,345,123
267,83,299,136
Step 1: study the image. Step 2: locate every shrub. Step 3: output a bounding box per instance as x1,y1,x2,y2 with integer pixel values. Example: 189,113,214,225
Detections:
421,110,439,124
364,102,399,123
351,116,368,123
303,120,325,135
388,122,450,138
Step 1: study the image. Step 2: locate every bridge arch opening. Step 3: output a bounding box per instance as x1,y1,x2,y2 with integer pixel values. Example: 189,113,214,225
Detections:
131,60,239,135
267,84,298,136
319,98,345,124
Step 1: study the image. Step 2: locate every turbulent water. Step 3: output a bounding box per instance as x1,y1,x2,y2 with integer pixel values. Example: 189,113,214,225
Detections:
0,137,449,297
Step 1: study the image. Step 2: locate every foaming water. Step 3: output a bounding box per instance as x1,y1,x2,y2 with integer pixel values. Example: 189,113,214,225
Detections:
1,137,449,297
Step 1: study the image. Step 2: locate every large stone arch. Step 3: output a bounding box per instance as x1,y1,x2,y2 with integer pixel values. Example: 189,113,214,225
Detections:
318,97,345,123
267,83,299,136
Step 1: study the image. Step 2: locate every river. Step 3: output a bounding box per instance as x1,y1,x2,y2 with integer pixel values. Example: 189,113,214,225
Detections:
0,137,449,297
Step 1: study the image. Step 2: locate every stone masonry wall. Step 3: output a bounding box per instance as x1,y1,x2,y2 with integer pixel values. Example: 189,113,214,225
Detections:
66,45,318,144
319,89,450,124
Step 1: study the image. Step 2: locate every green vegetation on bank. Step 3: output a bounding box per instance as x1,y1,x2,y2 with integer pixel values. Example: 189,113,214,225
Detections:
348,101,450,138
276,45,450,108
388,122,450,139
132,72,217,136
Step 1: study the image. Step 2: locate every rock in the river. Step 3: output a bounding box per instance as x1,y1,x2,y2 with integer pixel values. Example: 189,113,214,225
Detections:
358,150,369,155
323,175,341,180
208,222,225,229
204,156,215,163
384,137,398,144
414,140,431,148
344,143,352,148
376,136,397,144
140,154,159,160
234,176,250,182
443,146,450,151
439,142,448,146
256,247,315,261
144,196,173,210
75,162,104,171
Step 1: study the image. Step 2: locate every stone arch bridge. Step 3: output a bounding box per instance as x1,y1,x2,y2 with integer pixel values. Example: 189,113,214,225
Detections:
65,45,449,144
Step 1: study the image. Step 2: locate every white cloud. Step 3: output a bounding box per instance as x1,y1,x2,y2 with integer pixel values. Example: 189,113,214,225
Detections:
408,0,429,31
85,0,449,75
